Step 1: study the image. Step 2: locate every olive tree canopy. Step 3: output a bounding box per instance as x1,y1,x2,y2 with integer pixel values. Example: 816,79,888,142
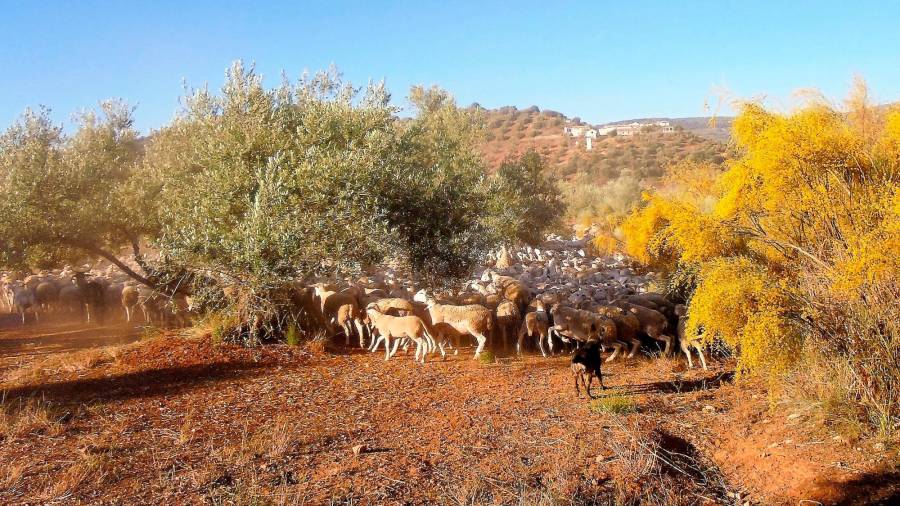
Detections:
0,102,156,284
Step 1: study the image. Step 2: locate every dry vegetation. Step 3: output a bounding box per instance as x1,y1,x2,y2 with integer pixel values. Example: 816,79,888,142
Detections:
478,106,726,180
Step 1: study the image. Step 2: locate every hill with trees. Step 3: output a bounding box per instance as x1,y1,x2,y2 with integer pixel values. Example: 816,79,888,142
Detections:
477,105,730,227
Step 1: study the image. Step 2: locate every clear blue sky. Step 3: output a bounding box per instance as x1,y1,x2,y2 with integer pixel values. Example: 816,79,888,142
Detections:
2,1,899,133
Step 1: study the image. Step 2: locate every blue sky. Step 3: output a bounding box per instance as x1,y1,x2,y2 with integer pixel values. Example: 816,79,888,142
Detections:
2,1,899,133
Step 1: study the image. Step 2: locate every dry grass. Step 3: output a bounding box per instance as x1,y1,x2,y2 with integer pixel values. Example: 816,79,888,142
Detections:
40,446,110,501
589,394,638,415
0,395,68,440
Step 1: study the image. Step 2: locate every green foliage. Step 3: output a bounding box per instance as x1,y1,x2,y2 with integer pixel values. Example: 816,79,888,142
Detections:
285,323,300,347
0,102,152,272
589,394,637,414
477,350,496,365
485,150,565,246
149,65,495,286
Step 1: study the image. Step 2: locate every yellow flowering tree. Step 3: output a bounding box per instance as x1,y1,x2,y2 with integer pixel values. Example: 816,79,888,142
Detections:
617,82,899,427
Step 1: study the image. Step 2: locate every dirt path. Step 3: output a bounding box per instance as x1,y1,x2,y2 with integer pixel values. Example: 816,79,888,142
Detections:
0,313,144,374
0,336,896,504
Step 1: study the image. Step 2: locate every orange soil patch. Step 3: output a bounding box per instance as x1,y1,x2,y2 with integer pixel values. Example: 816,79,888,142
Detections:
0,335,896,504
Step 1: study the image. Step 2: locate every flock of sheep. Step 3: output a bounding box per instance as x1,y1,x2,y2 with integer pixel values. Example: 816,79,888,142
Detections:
1,235,709,384
0,265,189,327
298,235,709,374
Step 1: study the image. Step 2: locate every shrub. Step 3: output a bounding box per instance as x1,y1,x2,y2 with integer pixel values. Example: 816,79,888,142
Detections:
589,394,637,415
485,150,565,246
477,350,495,365
617,80,899,430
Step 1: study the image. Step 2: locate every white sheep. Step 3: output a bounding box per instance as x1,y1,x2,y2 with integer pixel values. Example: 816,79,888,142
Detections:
421,293,493,359
365,307,435,363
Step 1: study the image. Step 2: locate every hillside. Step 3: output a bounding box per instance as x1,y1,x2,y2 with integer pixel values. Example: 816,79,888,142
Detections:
479,106,728,184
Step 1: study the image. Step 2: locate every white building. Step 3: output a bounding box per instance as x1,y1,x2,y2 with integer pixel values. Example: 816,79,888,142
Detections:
596,126,617,136
563,125,586,137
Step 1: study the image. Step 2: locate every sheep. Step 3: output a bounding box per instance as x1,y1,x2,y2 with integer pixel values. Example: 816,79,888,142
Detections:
422,295,493,359
550,303,626,360
675,304,708,370
73,271,106,324
429,321,465,355
494,299,521,351
104,282,125,319
517,298,552,357
571,340,605,398
625,293,677,327
34,281,59,314
121,285,140,322
11,285,38,325
58,285,85,319
364,307,435,363
313,285,365,345
335,303,365,347
611,300,674,356
592,305,643,361
458,292,485,306
366,297,417,321
489,273,531,312
137,286,163,324
483,293,501,310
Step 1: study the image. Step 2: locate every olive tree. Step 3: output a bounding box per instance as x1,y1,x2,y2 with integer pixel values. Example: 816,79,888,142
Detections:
485,149,566,246
145,64,497,340
0,102,157,285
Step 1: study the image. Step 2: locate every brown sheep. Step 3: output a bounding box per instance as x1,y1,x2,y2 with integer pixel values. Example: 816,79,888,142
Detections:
612,300,674,355
494,300,521,351
517,298,552,356
121,285,140,322
549,304,621,357
314,285,364,344
593,304,642,361
675,304,708,370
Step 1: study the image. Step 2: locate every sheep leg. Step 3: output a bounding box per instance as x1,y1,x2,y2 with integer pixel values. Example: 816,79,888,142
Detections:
386,336,399,360
573,372,582,398
695,342,708,371
354,320,367,348
517,325,526,356
660,334,674,356
472,332,488,359
370,335,384,353
627,338,641,358
681,339,694,368
606,342,625,362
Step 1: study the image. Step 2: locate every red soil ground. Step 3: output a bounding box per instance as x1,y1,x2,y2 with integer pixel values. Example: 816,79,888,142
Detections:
0,323,897,504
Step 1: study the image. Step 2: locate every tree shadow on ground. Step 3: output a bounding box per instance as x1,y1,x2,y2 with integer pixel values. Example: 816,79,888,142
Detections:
2,360,273,405
818,467,900,505
620,371,735,395
654,429,731,498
